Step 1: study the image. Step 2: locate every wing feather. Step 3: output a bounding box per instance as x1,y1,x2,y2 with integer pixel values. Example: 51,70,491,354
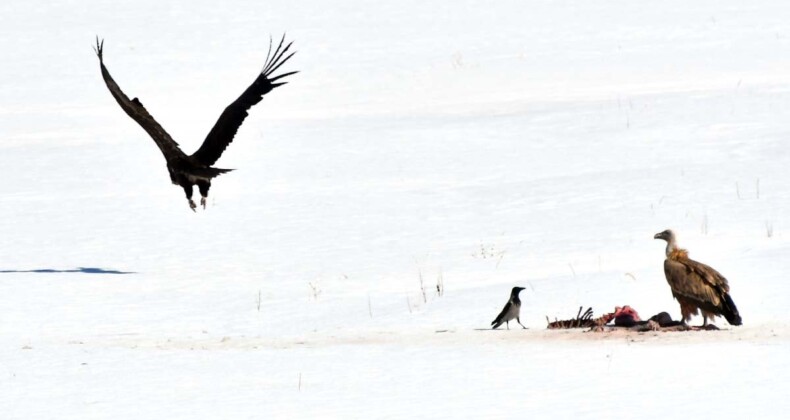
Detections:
94,38,186,163
492,302,512,325
664,258,728,310
191,35,298,166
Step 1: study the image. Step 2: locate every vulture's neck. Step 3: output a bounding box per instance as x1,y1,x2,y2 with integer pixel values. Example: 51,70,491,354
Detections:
665,240,688,260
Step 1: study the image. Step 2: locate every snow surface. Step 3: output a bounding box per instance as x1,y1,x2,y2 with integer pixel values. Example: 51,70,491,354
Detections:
2,0,790,418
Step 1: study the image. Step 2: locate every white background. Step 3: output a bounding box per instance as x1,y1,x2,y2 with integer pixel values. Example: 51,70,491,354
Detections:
1,1,788,418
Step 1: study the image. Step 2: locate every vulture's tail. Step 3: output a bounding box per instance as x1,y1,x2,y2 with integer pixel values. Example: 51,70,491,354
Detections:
721,293,742,326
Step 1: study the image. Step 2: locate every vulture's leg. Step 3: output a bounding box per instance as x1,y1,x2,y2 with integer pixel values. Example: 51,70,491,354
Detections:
197,181,211,209
182,184,196,212
701,315,720,330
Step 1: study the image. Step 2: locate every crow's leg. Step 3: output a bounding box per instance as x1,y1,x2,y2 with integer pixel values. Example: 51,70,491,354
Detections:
182,184,196,212
197,181,211,209
517,317,527,329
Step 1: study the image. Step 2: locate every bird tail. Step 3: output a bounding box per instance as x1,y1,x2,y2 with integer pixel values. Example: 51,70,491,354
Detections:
491,316,504,329
196,167,234,179
721,293,742,326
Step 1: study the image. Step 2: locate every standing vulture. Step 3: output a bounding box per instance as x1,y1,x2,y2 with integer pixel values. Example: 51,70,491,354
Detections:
94,36,297,211
654,229,742,327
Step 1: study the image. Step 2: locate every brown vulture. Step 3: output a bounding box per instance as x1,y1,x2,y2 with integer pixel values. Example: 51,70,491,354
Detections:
492,287,527,329
94,36,297,211
654,229,742,327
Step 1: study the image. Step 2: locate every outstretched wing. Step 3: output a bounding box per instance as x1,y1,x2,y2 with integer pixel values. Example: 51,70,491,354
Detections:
94,38,186,163
191,35,298,166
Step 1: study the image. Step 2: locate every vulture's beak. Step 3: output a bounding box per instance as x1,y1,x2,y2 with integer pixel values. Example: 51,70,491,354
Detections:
653,232,663,240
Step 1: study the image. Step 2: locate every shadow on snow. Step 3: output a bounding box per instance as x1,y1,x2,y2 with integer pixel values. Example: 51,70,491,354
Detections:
0,267,136,275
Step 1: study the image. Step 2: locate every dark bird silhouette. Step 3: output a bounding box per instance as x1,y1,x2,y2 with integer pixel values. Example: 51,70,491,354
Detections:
654,229,742,328
94,36,297,211
491,287,527,330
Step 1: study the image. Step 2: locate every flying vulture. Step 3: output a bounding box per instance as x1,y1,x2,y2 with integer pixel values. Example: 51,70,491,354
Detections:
654,229,742,328
94,36,297,211
492,286,527,329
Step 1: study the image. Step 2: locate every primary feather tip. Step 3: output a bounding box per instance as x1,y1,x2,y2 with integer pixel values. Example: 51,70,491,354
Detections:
93,36,105,59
